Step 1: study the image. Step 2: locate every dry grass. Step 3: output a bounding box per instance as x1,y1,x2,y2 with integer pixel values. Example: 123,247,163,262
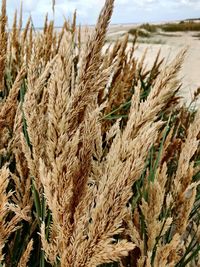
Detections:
0,0,200,267
161,21,200,32
128,28,151,38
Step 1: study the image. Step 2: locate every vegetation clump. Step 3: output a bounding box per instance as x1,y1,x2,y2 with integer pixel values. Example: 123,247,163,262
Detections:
129,20,200,39
128,28,151,38
139,23,158,32
161,20,200,32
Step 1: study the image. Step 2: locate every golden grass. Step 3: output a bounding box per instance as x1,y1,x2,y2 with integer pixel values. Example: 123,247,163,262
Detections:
0,0,200,266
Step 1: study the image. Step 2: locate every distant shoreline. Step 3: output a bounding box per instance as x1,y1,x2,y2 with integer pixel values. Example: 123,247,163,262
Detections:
14,17,200,31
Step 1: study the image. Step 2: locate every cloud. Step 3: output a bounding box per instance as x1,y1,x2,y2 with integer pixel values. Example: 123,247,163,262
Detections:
23,0,38,12
160,0,200,10
5,0,200,27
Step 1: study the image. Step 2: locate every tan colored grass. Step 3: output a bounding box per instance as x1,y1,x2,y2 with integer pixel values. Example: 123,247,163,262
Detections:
17,239,33,267
0,167,30,261
0,0,200,266
0,0,7,94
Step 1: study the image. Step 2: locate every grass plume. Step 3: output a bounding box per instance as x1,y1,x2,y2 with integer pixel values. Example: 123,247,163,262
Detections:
0,0,200,266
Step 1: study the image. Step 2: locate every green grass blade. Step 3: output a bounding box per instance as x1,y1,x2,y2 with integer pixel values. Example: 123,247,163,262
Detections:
31,179,42,224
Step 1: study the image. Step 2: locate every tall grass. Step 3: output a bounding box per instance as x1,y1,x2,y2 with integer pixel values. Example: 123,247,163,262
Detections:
0,0,200,266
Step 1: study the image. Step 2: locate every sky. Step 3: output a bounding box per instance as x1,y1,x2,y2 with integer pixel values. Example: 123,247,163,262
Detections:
3,0,200,28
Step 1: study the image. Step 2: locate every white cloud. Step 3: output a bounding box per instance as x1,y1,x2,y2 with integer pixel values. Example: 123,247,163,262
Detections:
23,0,38,12
5,0,200,27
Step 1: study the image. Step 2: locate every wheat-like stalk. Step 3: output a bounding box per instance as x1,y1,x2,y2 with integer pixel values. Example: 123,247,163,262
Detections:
0,0,200,266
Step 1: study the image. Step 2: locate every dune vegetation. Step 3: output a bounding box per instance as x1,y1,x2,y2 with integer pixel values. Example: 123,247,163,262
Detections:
161,20,200,32
128,21,200,39
0,0,200,266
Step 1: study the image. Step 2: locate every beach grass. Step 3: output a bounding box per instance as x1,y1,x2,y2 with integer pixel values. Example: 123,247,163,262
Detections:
0,0,200,266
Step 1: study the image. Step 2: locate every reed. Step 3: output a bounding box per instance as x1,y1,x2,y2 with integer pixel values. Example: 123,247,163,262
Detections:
0,0,200,266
